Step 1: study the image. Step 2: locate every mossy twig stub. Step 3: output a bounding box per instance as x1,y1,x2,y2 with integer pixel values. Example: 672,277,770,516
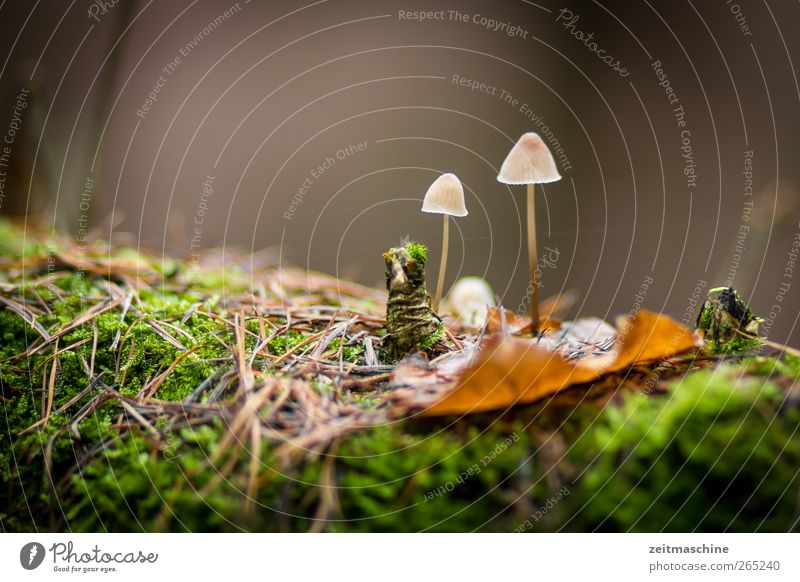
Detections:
696,287,764,353
383,243,441,359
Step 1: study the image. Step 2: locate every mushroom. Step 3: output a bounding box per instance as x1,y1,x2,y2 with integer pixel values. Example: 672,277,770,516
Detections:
497,132,562,332
421,172,468,312
448,276,496,328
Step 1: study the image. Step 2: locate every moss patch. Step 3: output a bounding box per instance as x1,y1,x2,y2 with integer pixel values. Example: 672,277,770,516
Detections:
1,219,799,532
405,241,428,264
697,287,765,354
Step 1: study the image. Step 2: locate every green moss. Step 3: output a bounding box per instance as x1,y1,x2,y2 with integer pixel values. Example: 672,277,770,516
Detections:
696,287,765,354
267,330,309,356
324,424,536,532
329,338,365,364
2,219,799,533
420,322,445,350
741,354,800,379
566,365,800,532
405,241,428,264
7,362,800,532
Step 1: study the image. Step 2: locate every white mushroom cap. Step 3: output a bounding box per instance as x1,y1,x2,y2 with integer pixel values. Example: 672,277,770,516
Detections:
497,132,562,185
421,173,468,217
448,276,495,327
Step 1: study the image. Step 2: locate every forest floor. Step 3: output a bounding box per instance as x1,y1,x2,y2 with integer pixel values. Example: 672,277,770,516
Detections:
1,218,798,532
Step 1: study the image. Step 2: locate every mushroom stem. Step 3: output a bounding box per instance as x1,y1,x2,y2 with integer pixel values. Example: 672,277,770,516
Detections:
526,183,540,332
432,214,449,312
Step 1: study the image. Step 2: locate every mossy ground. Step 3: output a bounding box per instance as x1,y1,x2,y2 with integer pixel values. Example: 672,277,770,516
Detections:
1,220,798,532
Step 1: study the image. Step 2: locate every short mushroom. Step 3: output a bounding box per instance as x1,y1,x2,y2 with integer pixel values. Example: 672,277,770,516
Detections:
497,132,562,332
448,276,496,328
421,172,468,312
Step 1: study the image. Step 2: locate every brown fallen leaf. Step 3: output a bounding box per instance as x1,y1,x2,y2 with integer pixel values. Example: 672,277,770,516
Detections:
423,310,700,416
538,317,616,360
391,343,479,389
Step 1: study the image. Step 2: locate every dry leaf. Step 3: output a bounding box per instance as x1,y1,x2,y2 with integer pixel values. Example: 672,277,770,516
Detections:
538,317,616,359
485,306,561,336
477,291,577,336
423,310,699,416
391,341,479,389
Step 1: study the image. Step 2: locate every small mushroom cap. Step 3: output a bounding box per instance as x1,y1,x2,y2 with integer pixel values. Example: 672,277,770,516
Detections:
448,276,495,327
421,173,468,217
497,132,562,185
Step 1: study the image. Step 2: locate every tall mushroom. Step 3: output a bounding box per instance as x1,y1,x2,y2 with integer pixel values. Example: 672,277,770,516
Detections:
497,132,562,332
421,172,468,312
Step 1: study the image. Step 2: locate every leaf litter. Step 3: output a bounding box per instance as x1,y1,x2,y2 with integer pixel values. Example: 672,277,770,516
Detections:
0,222,773,493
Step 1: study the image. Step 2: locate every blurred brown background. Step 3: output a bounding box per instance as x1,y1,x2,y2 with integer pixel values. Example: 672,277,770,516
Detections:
1,0,798,345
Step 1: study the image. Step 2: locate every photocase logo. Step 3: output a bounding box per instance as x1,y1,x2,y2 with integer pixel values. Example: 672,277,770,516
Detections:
19,542,46,570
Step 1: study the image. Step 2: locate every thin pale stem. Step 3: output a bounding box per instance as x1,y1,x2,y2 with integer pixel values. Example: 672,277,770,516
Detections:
763,339,800,359
527,183,540,332
432,214,449,312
